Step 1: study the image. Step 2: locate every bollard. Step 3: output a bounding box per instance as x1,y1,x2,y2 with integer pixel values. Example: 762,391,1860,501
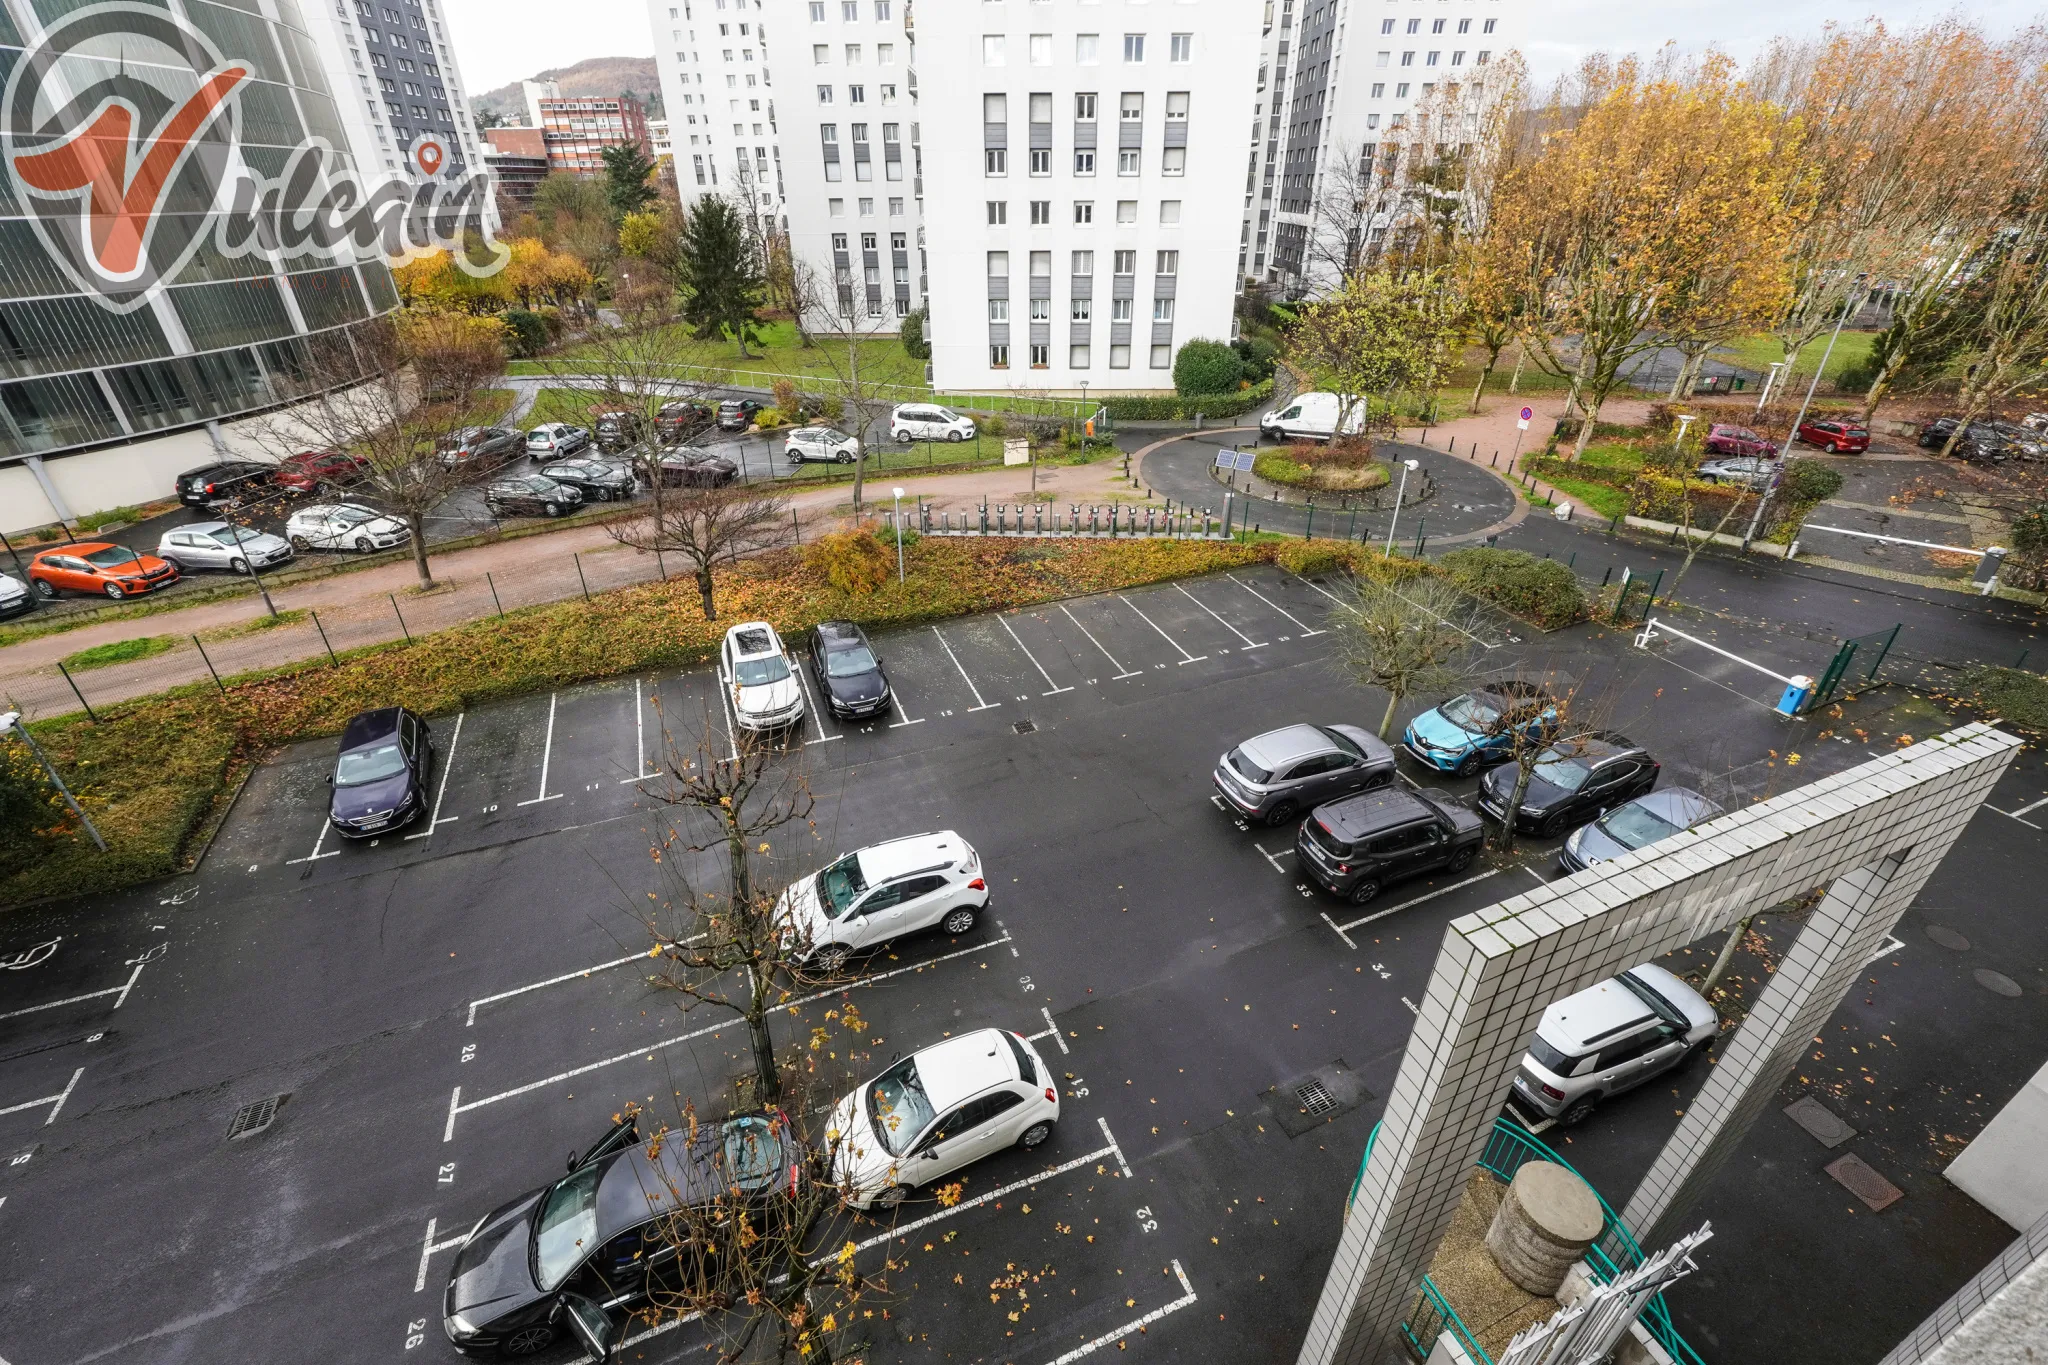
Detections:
1567,551,1576,568
1491,450,1499,468
793,508,802,544
193,635,227,694
1600,566,1613,588
1145,507,1155,536
1305,503,1314,540
2017,648,2031,669
574,551,592,601
55,661,98,722
486,571,506,618
1609,512,1623,537
1035,505,1044,535
389,593,413,644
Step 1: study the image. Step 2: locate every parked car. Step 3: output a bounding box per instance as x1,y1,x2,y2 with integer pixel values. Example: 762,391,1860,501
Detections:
1795,419,1870,454
1476,731,1659,839
830,1028,1058,1210
1693,455,1780,489
807,619,893,719
722,621,805,731
1401,682,1556,777
1509,963,1718,1125
775,831,987,971
653,446,740,488
1295,786,1484,906
0,572,37,618
154,521,293,574
888,404,976,443
785,426,863,464
286,503,411,553
437,426,525,471
656,399,715,441
593,408,646,453
442,1110,802,1359
273,449,370,495
1257,391,1364,443
1917,417,2019,463
525,422,591,457
716,397,763,432
1213,723,1397,827
328,706,432,837
27,542,179,599
1559,786,1722,874
485,474,583,519
1988,422,2048,460
1701,423,1779,459
538,459,636,502
175,460,275,507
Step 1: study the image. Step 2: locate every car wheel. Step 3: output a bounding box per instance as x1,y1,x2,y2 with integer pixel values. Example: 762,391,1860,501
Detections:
354,537,374,554
942,905,978,936
1017,1120,1054,1150
545,503,565,517
1540,811,1572,840
1685,1037,1713,1067
1558,1097,1599,1127
230,558,250,575
811,944,851,974
892,428,911,443
104,581,124,598
836,451,854,464
1447,846,1475,874
1347,879,1383,907
33,579,56,599
290,534,310,550
946,429,965,442
1454,751,1481,778
1264,799,1298,828
499,1324,556,1356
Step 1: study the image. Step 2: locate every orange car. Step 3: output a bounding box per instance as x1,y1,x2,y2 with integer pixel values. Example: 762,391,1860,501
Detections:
28,543,181,600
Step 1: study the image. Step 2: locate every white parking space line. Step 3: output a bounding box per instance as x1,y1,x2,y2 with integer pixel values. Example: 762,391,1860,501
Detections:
839,1143,1122,1259
1175,583,1267,649
1395,771,1422,790
1001,614,1074,696
793,661,842,745
1320,913,1359,951
1117,593,1206,664
1334,868,1500,932
1868,934,1906,966
2006,794,2048,819
1044,1261,1199,1365
0,1068,83,1126
887,676,928,728
447,935,1014,1137
1096,1116,1134,1178
407,711,466,839
465,943,691,1025
621,680,661,783
1034,1005,1070,1054
285,820,338,865
1060,604,1141,680
931,625,1001,711
1989,801,2043,830
515,694,564,806
713,670,743,760
1231,572,1326,637
1252,842,1290,874
1400,997,1420,1016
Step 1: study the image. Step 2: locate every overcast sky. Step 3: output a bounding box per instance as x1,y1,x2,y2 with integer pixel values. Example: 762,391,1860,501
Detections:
439,0,2043,99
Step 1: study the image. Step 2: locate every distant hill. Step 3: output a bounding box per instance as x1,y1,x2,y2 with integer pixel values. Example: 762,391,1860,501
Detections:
474,56,663,125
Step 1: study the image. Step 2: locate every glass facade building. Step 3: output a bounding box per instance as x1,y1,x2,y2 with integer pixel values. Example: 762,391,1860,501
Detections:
0,0,400,467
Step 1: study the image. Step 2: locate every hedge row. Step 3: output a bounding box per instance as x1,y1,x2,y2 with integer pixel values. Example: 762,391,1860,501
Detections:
1438,547,1589,630
1103,379,1274,421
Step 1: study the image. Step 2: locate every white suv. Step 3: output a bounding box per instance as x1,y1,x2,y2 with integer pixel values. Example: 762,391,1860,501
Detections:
777,831,987,969
831,1028,1058,1208
721,622,805,732
889,404,976,443
1509,963,1718,1126
784,426,861,464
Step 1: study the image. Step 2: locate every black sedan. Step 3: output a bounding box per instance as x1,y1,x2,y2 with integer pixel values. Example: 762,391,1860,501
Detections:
808,619,893,719
1476,730,1659,838
653,446,740,488
539,459,636,502
1560,786,1722,873
485,475,584,518
329,707,432,838
717,397,762,431
443,1111,804,1358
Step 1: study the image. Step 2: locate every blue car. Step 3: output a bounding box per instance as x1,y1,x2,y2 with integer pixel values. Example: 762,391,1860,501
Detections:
1401,682,1556,776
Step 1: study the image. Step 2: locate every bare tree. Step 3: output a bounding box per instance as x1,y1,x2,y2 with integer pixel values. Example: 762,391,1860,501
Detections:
1472,673,1616,854
1330,573,1483,738
790,254,904,516
615,480,793,621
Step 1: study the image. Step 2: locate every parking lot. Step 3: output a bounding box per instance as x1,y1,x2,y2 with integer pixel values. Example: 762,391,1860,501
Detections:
1,562,2040,1365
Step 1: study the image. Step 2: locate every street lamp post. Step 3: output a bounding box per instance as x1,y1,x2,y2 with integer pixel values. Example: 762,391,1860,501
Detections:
892,486,907,583
1383,458,1421,558
1,710,106,852
1743,301,1851,550
1755,361,1785,413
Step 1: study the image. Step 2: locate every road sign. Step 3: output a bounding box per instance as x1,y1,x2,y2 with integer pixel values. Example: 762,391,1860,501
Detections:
1520,406,1534,421
1216,449,1257,472
1516,416,1531,432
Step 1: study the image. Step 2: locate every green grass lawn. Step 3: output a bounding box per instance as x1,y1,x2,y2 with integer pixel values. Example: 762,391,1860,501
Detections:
64,635,178,671
508,320,928,391
1712,330,1879,386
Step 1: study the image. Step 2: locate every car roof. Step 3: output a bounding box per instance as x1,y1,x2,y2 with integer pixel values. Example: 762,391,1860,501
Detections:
1241,724,1334,768
1629,786,1721,829
593,1118,785,1238
1317,787,1434,839
339,706,403,749
814,619,869,647
856,830,963,883
1537,974,1659,1052
1547,731,1637,762
178,521,231,535
913,1028,1020,1112
725,621,782,656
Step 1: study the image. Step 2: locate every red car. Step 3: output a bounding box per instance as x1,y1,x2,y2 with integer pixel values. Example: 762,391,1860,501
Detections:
1702,423,1779,459
275,449,371,494
1796,419,1870,454
28,542,180,600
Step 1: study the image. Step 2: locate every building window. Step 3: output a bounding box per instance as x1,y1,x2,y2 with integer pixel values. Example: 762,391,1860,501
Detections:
818,84,833,102
1160,200,1180,223
1483,18,1497,33
988,250,1009,274
1367,112,1379,129
1111,297,1133,321
1155,250,1178,274
1401,51,1414,66
1076,92,1097,119
692,153,706,184
1030,250,1051,276
892,232,907,249
1030,148,1051,174
814,43,829,62
984,92,1007,120
1407,19,1420,34
1381,17,1394,33
1371,82,1384,98
1071,298,1092,321
859,197,874,215
1075,149,1096,174
1121,91,1142,120
875,0,890,16
1030,343,1050,367
1161,147,1184,175
1396,82,1410,97
1376,50,1390,67
987,200,1007,224
1476,49,1491,64
1113,249,1135,274
829,197,845,215
1071,249,1094,273
1169,33,1191,62
986,147,1007,175
1426,50,1440,65
846,42,862,62
880,83,897,102
878,42,894,63
1451,51,1465,66
983,34,1005,64
1070,344,1091,368
989,299,1009,321
991,344,1009,368
1110,344,1130,368
809,1,824,18
1030,33,1051,64
1122,33,1144,62
1149,344,1170,368
1118,149,1139,175
889,196,904,214
1028,199,1050,224
849,84,866,101
1152,298,1174,321
1116,200,1137,223
1165,91,1188,121
1432,18,1446,33
1458,18,1471,33
1030,298,1050,321
1074,201,1093,224
1076,32,1098,64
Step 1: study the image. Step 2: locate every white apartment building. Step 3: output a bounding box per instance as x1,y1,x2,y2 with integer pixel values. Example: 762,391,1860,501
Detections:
1244,0,1517,294
305,0,487,186
918,0,1260,393
763,0,923,337
648,0,786,236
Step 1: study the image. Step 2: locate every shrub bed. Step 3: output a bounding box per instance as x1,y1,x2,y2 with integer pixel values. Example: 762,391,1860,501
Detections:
1103,379,1273,421
1952,666,2048,733
1439,547,1588,630
1252,439,1392,493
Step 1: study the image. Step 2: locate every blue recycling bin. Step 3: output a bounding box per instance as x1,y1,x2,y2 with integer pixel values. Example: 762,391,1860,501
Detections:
1776,674,1815,717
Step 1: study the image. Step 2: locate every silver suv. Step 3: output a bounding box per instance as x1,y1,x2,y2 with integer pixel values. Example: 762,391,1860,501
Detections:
1213,724,1396,827
1510,963,1718,1126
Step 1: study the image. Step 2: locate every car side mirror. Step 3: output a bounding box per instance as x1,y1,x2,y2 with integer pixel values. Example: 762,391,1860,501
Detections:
567,1150,581,1172
324,774,334,785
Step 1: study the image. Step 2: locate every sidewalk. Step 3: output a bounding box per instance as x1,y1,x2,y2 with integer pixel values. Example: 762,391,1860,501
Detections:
0,449,1158,722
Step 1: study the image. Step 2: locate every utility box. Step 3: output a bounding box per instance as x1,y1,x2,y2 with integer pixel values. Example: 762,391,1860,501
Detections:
1973,546,2007,595
1776,674,1815,716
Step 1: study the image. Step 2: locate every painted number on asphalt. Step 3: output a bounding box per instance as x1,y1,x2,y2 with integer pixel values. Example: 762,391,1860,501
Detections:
1369,962,1391,980
1067,1076,1090,1098
438,1163,457,1185
460,1044,476,1063
1019,975,1036,993
1295,882,1314,898
1136,1206,1158,1234
405,1319,428,1349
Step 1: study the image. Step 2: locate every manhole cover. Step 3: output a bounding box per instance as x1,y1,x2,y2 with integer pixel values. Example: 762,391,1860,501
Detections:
1013,720,1037,735
228,1093,288,1141
1296,1079,1337,1118
1973,969,2024,998
1924,924,1971,951
1783,1095,1856,1148
1825,1153,1904,1211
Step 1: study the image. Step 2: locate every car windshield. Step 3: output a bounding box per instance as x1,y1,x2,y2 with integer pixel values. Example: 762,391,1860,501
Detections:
934,408,960,422
735,654,790,686
333,507,375,526
1320,727,1364,759
335,742,406,786
1597,802,1681,850
82,546,142,569
820,428,852,442
865,1056,935,1157
209,527,261,546
814,852,868,920
1617,972,1689,1029
1226,747,1272,784
1439,693,1503,733
532,1161,604,1290
723,1116,783,1186
1532,752,1593,792
1527,1035,1580,1076
825,644,879,677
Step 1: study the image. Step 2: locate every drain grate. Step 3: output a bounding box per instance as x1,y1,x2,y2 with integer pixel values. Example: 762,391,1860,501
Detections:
227,1093,288,1141
1013,720,1038,734
1296,1079,1337,1118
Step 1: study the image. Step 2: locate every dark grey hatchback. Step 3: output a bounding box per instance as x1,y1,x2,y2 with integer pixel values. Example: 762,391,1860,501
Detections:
1213,723,1396,826
328,707,431,838
1295,787,1484,906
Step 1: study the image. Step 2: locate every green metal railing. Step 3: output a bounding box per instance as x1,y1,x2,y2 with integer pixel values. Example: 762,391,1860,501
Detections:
1349,1118,1706,1365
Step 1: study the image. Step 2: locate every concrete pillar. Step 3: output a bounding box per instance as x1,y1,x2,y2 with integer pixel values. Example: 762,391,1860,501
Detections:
22,455,77,528
1486,1162,1604,1295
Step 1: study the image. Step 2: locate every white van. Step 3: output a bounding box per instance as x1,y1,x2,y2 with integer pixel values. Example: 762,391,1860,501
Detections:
1259,392,1364,443
889,404,977,443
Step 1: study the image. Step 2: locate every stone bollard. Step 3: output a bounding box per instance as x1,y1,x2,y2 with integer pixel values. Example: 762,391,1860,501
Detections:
1484,1161,1604,1296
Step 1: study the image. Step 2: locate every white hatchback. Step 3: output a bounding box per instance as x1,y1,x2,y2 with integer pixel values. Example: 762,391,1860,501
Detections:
526,422,590,456
889,404,976,444
831,1028,1059,1209
721,621,805,731
776,831,987,970
285,503,411,553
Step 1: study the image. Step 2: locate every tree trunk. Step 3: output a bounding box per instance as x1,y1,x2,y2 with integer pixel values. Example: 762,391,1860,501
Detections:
1507,343,1526,395
407,511,435,588
847,340,865,515
1571,393,1601,459
1491,761,1535,853
1378,688,1400,739
747,1007,781,1104
1469,346,1500,415
696,565,717,619
1667,487,1752,598
1700,913,1757,995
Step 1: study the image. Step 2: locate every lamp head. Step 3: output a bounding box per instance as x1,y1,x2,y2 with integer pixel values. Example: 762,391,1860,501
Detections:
892,486,906,499
1403,459,1420,470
